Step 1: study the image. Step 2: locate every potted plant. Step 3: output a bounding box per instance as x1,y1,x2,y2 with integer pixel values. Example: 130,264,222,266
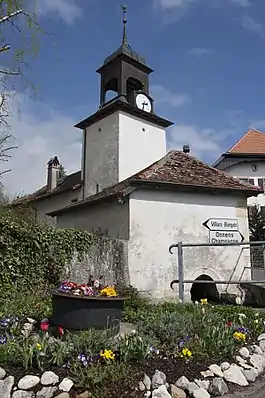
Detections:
51,276,125,332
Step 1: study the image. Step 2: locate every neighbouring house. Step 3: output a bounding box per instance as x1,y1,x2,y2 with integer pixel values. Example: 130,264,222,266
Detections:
13,15,263,300
213,128,265,207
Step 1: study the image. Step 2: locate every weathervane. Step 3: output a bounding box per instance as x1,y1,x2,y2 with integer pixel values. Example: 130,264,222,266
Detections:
121,4,128,45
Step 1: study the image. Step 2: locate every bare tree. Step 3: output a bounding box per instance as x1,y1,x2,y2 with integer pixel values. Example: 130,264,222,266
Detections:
0,1,40,182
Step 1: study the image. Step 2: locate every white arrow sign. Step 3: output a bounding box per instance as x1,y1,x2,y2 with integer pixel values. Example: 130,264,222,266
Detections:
209,230,245,244
203,218,239,231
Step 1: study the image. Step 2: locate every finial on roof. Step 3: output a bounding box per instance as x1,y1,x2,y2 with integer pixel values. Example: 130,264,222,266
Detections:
121,4,128,45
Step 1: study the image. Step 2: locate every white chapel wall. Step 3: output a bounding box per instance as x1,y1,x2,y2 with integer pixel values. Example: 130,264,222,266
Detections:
118,112,167,181
128,189,251,301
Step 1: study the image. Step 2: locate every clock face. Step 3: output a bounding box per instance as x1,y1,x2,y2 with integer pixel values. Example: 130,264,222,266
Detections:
136,94,152,113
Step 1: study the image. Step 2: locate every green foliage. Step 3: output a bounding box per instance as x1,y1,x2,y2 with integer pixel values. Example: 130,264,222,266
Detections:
70,329,111,358
0,209,94,293
0,288,52,319
71,362,138,398
248,205,265,241
118,331,150,362
119,284,150,322
14,332,73,371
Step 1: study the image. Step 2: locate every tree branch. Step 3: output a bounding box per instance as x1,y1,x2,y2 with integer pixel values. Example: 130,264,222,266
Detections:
0,9,23,24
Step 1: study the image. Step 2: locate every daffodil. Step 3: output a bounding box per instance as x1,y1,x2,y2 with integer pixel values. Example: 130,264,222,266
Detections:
36,343,42,350
200,298,208,305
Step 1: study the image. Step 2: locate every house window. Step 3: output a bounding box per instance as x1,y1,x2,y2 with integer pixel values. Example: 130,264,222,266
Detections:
258,178,265,189
239,177,265,190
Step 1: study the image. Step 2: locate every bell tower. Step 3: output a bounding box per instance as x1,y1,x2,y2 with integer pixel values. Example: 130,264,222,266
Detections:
96,5,153,107
76,5,173,199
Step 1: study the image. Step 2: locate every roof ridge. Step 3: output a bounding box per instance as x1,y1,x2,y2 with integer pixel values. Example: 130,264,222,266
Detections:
227,128,265,153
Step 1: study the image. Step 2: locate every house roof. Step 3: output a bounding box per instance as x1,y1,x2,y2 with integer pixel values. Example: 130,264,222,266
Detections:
12,171,82,205
227,128,265,154
48,150,262,217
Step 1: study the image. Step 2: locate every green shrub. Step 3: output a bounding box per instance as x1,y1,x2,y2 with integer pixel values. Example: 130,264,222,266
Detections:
71,362,138,398
0,209,94,292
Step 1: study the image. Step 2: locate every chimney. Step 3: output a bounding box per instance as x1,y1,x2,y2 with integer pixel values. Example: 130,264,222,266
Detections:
183,144,190,154
47,156,60,191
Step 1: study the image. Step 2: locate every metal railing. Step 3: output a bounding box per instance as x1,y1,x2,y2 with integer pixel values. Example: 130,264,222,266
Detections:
169,240,265,302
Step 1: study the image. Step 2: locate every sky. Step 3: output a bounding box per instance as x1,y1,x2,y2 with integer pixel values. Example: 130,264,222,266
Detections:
3,0,265,195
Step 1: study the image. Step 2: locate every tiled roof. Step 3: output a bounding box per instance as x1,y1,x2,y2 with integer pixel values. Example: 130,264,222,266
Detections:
48,150,261,216
227,128,265,154
12,171,82,205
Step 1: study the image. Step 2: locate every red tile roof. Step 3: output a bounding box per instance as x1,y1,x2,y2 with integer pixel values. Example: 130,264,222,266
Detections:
48,150,261,216
227,128,265,154
12,171,82,205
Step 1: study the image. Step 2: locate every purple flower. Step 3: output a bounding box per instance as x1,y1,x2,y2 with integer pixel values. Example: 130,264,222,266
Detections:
237,327,249,334
0,336,7,344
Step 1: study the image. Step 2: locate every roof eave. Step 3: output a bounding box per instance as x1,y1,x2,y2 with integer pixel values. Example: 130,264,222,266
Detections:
130,179,262,197
74,100,173,130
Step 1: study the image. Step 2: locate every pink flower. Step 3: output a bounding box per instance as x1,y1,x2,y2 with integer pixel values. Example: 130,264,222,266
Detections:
40,322,49,332
58,326,64,336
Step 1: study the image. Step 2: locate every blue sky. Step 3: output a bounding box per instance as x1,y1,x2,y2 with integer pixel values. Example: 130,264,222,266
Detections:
4,0,265,195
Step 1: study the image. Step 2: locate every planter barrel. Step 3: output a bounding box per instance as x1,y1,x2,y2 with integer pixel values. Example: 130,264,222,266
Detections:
51,290,125,331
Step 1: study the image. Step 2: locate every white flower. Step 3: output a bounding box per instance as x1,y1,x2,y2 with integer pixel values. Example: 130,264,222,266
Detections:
235,297,242,305
238,313,246,318
195,301,199,305
202,308,205,314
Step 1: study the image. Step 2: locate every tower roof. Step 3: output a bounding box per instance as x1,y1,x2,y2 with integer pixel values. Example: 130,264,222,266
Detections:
102,5,146,67
227,128,265,154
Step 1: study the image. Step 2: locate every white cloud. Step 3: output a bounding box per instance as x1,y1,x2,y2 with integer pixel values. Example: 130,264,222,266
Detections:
155,0,251,11
155,0,197,10
1,93,82,196
151,84,190,107
38,0,82,24
248,120,265,130
186,48,213,57
168,124,221,159
240,15,264,37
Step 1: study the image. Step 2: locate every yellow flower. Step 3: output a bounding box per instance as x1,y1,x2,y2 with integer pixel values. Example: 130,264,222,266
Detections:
100,287,117,297
36,343,42,350
200,298,208,305
180,348,192,358
233,332,246,341
100,349,115,360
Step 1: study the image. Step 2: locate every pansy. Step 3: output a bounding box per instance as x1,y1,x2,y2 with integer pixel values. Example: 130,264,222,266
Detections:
0,336,7,344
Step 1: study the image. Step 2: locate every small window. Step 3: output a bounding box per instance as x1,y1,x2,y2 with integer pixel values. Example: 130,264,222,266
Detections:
248,178,255,186
258,178,265,189
239,178,249,184
96,184,99,193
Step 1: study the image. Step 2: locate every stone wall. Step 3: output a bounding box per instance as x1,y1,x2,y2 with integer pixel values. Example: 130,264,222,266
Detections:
62,236,129,286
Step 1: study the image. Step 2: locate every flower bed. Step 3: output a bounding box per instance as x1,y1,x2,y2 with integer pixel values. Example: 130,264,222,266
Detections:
1,289,265,398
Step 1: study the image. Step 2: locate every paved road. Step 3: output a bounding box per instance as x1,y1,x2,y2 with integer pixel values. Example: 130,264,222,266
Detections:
221,376,265,398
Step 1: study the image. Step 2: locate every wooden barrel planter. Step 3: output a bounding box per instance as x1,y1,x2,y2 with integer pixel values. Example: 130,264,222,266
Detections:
51,290,125,332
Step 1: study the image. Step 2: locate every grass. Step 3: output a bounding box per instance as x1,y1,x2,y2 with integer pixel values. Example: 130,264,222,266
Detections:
0,286,265,397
